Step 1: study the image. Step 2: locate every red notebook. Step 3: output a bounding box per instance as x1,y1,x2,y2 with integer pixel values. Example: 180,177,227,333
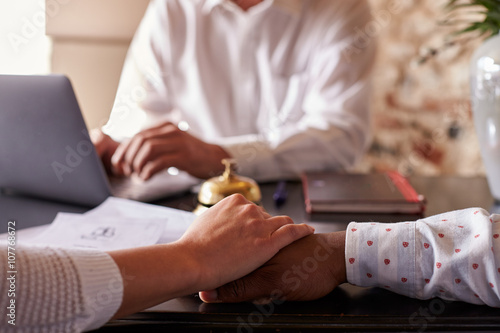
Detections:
302,171,426,214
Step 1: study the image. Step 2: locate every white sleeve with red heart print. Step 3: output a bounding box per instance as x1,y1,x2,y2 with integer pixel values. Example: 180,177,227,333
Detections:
345,207,500,307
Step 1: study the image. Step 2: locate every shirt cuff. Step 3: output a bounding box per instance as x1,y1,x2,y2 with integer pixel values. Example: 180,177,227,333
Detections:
213,134,286,181
66,249,124,332
345,220,417,297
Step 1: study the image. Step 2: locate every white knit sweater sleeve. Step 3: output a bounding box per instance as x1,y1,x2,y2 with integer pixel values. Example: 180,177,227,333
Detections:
1,244,123,332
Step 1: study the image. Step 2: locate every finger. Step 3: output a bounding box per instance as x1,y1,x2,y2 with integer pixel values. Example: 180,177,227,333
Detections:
260,208,272,219
111,139,132,176
132,140,153,175
265,214,294,227
123,135,147,175
144,120,176,132
131,126,183,175
250,202,272,219
200,272,273,303
269,223,315,251
258,215,296,236
139,154,182,180
133,139,178,175
113,125,173,176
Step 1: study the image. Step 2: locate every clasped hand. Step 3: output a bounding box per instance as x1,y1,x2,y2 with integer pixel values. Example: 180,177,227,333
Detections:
92,121,230,180
109,194,316,319
200,231,347,304
178,194,317,291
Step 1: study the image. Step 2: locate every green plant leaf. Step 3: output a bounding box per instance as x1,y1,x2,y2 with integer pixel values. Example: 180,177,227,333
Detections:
445,0,500,37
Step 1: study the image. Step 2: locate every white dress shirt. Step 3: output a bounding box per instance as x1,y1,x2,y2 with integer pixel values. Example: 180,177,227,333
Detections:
346,208,500,307
103,0,375,181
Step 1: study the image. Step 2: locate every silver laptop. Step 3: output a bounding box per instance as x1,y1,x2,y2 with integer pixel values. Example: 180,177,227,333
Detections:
0,74,200,207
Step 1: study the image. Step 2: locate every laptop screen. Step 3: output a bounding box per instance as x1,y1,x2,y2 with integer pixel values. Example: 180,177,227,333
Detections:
0,74,111,207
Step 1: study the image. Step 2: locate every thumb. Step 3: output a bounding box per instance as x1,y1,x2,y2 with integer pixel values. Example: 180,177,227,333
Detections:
200,273,275,303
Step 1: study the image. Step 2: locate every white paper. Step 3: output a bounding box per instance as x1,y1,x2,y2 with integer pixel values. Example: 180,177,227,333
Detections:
85,197,196,244
85,197,191,218
26,197,197,250
29,212,164,251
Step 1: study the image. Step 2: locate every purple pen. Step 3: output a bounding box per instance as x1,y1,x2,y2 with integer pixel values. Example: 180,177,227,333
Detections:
273,180,288,208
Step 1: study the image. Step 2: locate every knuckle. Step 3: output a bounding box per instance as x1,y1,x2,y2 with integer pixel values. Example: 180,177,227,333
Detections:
227,193,248,206
135,133,145,143
143,141,154,155
142,162,154,174
227,279,247,300
163,123,177,133
224,274,276,302
133,157,145,170
241,204,260,218
231,193,246,201
279,215,294,225
285,224,300,239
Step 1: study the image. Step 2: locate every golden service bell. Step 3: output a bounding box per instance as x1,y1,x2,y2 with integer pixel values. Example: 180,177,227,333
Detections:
193,159,262,215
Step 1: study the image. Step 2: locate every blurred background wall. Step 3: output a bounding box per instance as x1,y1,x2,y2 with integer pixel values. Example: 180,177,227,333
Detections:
6,0,485,177
45,0,150,130
0,0,51,74
357,0,484,178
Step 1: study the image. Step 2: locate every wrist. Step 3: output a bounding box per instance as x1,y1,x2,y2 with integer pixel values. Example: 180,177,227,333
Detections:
325,231,347,285
209,144,231,176
167,241,205,294
108,242,200,319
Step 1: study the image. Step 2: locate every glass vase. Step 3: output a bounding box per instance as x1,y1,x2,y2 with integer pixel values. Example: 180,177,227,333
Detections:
470,33,500,202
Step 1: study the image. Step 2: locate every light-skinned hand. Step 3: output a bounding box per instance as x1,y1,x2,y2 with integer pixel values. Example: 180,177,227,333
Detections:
178,194,317,291
109,194,315,319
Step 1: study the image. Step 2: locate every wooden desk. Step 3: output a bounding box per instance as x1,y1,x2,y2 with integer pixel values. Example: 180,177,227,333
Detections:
94,176,500,332
2,176,499,331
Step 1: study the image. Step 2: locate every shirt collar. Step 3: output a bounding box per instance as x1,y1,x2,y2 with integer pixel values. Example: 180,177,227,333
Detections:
273,0,301,15
204,0,301,16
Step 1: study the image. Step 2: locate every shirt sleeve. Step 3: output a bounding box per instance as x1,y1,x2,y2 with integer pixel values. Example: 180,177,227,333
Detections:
102,0,172,142
345,207,500,307
220,1,376,181
0,245,123,332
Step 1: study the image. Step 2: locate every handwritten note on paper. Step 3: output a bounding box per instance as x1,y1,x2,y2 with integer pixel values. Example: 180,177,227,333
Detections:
28,197,197,250
29,212,166,251
84,197,196,244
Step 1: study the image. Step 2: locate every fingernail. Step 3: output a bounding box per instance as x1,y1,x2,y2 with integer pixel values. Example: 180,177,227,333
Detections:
199,290,219,303
304,224,315,232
